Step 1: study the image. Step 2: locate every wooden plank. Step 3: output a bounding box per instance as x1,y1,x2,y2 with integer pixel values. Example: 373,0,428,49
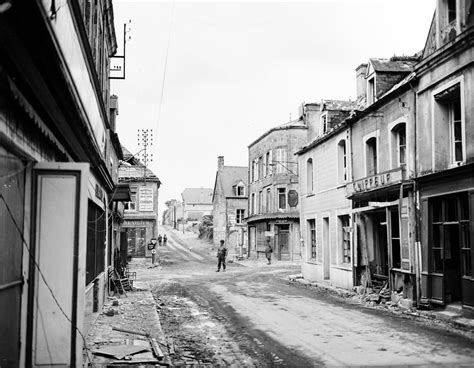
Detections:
150,338,164,359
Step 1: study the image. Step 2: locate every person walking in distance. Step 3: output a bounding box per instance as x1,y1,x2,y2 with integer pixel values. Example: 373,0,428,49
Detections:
163,234,167,246
216,240,227,272
264,237,273,265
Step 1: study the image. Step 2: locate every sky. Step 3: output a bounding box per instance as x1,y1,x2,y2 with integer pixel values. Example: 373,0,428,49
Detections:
110,0,435,216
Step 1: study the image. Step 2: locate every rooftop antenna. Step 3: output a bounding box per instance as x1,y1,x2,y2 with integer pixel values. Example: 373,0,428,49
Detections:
137,128,154,184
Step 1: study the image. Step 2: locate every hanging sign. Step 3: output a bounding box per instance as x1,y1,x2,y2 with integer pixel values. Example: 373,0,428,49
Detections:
288,190,298,207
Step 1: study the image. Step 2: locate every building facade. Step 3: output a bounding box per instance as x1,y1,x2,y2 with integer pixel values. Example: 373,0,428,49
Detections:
415,0,474,309
247,119,308,260
0,1,123,365
212,156,248,255
119,148,161,258
297,100,355,289
182,187,213,225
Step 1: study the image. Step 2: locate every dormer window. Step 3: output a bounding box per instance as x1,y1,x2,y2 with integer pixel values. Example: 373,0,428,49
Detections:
320,113,328,134
367,76,375,104
236,184,245,197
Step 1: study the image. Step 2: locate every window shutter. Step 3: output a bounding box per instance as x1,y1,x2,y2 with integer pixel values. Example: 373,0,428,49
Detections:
420,198,429,302
399,197,410,271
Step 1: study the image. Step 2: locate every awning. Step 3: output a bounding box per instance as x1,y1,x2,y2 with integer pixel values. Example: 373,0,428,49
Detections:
246,212,299,224
110,182,131,202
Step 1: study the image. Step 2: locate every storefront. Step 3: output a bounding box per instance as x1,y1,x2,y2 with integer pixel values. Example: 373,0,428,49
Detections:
418,165,474,309
349,168,417,303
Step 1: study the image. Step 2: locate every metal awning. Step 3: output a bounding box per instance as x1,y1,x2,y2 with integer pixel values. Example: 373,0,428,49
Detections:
110,182,131,202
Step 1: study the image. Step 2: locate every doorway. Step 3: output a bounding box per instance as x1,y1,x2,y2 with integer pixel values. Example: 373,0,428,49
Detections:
277,225,290,260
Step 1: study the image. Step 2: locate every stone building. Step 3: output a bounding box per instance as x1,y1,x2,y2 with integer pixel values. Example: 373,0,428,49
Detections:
212,156,248,255
296,100,356,290
119,147,161,259
415,0,474,309
162,199,184,229
0,1,123,365
247,118,308,260
182,187,213,225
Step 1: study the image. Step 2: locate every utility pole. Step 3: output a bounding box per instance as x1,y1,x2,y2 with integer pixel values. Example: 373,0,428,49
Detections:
137,128,154,244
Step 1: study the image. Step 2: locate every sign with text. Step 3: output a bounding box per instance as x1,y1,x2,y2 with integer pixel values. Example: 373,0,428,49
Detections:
347,168,404,196
139,187,154,211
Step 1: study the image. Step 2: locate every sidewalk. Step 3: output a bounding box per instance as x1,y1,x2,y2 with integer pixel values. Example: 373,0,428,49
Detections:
84,277,171,367
288,274,474,337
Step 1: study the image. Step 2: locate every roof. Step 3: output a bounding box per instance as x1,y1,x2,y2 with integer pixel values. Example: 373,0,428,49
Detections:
118,165,161,182
219,166,248,198
369,57,418,73
122,146,142,166
248,117,307,148
321,99,357,112
182,188,213,204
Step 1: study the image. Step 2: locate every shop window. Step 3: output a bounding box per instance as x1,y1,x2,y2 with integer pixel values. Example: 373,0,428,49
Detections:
429,193,471,276
278,188,286,210
365,137,377,176
308,219,316,259
236,209,245,224
266,188,271,213
338,139,348,183
338,215,351,264
306,158,314,194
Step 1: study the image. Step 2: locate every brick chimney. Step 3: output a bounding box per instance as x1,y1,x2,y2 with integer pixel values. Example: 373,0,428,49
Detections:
356,63,368,100
217,156,224,172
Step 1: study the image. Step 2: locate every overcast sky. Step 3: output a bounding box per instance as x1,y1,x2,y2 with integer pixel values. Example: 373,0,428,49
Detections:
111,0,435,216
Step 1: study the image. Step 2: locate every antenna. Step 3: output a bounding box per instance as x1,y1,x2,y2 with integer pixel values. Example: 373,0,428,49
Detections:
137,128,154,184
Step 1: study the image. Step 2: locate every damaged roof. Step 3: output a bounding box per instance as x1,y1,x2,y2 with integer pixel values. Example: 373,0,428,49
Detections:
369,57,419,73
219,166,248,198
321,99,357,111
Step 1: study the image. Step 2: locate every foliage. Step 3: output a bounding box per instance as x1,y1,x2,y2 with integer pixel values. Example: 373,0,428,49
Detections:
198,215,213,240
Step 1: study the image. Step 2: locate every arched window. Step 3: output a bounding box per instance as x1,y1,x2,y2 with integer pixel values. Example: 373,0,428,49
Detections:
338,140,348,183
306,158,314,194
391,123,406,167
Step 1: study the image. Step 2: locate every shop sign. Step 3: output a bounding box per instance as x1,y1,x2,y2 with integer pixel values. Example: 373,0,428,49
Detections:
348,168,403,195
123,220,149,227
288,190,298,207
139,187,154,211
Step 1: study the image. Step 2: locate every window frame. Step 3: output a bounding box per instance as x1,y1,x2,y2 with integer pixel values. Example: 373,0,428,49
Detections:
277,187,286,210
320,112,328,134
363,131,379,177
308,219,317,260
306,157,314,194
337,139,348,184
236,209,245,224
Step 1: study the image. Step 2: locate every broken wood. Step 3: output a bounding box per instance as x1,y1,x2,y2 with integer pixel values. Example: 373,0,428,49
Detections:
112,326,150,337
150,338,165,359
168,339,175,355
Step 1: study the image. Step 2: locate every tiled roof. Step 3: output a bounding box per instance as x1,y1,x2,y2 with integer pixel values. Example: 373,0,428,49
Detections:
321,99,357,111
118,165,160,182
369,57,418,73
182,188,213,204
219,166,248,198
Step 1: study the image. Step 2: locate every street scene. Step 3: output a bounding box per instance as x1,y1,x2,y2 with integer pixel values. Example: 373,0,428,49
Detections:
1,0,474,367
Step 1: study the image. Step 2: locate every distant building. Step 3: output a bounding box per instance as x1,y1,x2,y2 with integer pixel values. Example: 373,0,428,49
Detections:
162,199,184,229
182,188,213,225
119,147,161,258
246,118,308,261
212,156,248,255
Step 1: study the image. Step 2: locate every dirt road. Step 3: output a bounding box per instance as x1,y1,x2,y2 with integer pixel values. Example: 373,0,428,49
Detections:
142,226,474,367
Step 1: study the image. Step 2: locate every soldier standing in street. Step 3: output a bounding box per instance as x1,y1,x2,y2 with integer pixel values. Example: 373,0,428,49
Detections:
264,237,273,265
216,240,227,272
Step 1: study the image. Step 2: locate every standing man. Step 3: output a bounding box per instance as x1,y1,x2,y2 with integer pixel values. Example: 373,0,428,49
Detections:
216,240,227,272
264,237,273,265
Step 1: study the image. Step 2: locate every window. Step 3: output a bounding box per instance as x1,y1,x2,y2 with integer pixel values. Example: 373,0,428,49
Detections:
266,188,271,213
258,191,263,214
321,113,328,134
86,200,106,285
264,151,271,177
125,194,137,211
258,157,263,180
448,0,456,23
308,219,316,259
338,215,351,264
366,137,377,176
274,148,287,174
251,160,258,182
278,188,286,210
451,97,463,162
338,140,348,183
434,82,464,164
390,123,406,167
367,77,375,104
236,209,245,224
306,158,314,194
236,185,245,196
251,193,256,215
429,193,471,276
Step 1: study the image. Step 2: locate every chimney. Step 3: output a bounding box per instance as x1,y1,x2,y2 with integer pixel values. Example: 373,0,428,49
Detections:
217,156,224,171
356,63,368,100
